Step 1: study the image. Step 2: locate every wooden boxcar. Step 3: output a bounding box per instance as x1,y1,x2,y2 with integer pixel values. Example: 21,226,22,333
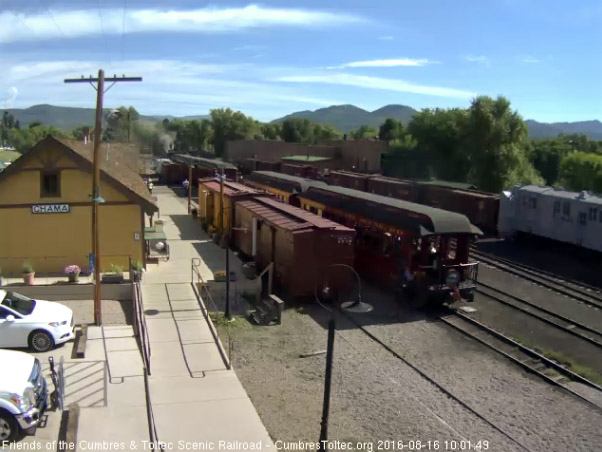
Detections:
366,175,420,202
417,183,500,233
296,184,483,306
197,178,264,236
327,170,372,192
233,196,356,298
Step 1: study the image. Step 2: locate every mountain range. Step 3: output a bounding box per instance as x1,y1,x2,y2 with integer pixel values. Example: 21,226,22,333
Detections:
2,104,602,140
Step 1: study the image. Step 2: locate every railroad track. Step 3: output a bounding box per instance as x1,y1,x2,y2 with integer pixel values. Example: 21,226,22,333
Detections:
335,304,602,451
438,310,602,411
477,282,602,348
471,248,602,310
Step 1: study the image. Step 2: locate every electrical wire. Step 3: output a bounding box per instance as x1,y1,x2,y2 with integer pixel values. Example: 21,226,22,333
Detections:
121,0,127,60
40,0,66,38
96,0,112,68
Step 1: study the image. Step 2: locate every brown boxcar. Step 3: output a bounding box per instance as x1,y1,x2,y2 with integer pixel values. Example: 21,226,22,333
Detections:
233,196,356,299
327,170,371,192
418,184,500,233
367,175,420,202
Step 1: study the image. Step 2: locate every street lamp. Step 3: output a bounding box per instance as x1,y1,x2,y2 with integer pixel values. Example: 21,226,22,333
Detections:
315,264,372,451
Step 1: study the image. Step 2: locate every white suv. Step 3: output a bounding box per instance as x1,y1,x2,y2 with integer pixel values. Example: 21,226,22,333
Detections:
0,291,75,352
0,349,48,442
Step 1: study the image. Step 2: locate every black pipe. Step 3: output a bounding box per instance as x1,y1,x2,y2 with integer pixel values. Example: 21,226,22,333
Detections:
318,316,336,450
225,243,231,320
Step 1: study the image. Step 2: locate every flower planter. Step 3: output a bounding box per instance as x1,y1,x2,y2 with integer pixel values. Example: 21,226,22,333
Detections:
131,271,142,282
101,274,124,284
23,272,35,285
67,272,80,283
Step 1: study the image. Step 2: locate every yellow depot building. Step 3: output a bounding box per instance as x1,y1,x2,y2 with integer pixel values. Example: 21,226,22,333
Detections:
0,135,158,275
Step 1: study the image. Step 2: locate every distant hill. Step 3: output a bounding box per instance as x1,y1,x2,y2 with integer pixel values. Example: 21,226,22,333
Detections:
3,103,602,140
272,104,418,133
526,119,602,140
0,104,209,130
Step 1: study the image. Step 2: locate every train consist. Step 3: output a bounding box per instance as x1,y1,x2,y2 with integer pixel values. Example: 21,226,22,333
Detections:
498,185,602,253
326,171,500,233
245,171,483,306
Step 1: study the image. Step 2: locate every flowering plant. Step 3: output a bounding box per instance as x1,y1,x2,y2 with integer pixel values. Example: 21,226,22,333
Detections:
64,265,81,275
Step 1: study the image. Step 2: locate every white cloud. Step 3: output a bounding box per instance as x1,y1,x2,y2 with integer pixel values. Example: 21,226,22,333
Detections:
328,58,433,69
522,57,541,63
378,36,394,40
0,87,18,108
0,59,343,118
464,55,490,66
0,5,363,43
274,73,474,98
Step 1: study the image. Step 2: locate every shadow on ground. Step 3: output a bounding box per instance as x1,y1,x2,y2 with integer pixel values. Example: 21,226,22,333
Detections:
477,236,602,288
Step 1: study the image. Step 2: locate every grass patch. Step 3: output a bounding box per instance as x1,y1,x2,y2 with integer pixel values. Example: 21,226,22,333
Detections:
209,312,249,331
514,335,602,385
542,350,602,385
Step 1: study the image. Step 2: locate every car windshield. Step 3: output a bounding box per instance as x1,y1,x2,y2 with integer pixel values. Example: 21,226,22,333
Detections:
1,291,36,315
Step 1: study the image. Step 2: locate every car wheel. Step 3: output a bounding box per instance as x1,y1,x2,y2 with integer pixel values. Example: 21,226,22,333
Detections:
29,330,54,352
0,410,18,442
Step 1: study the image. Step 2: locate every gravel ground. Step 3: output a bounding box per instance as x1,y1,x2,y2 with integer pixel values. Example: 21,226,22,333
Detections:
224,284,602,452
477,264,602,333
59,299,133,325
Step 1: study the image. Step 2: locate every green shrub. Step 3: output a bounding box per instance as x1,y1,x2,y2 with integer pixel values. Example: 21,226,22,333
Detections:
22,262,34,274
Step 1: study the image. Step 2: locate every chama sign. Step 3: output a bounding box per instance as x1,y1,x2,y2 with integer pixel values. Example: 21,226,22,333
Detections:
32,204,70,214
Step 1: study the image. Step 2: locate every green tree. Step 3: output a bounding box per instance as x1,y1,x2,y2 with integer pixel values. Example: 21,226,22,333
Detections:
379,118,405,142
350,125,378,140
210,108,259,157
260,123,282,140
559,152,602,192
313,123,342,142
281,118,314,143
408,108,468,182
463,96,542,191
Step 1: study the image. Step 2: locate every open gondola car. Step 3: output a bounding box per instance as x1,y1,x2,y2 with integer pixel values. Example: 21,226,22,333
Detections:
296,184,483,307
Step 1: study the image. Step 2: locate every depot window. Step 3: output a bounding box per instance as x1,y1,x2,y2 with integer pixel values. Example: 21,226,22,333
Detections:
40,171,60,197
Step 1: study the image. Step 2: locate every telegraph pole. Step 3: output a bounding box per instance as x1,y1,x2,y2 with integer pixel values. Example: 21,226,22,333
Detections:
65,70,142,326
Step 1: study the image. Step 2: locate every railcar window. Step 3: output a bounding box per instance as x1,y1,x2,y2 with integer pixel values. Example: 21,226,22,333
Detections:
562,202,571,217
529,198,537,209
553,201,560,215
579,213,587,225
588,208,597,221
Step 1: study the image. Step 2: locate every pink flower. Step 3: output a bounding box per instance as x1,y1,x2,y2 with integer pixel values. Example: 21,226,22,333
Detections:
64,265,81,275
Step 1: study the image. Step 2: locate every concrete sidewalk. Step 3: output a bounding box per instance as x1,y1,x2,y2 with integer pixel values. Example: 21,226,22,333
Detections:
142,187,274,449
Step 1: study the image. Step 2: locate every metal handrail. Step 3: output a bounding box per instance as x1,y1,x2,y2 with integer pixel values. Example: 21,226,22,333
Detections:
133,282,152,373
191,258,232,369
143,368,163,452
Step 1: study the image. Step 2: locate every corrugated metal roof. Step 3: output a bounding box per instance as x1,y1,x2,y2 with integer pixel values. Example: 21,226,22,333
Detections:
172,153,238,170
518,185,602,205
201,180,260,197
247,171,326,192
236,196,353,232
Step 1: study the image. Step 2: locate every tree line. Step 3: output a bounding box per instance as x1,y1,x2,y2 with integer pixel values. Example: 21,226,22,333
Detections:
2,97,602,194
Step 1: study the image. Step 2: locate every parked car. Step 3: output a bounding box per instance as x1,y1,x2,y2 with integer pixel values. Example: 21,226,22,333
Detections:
0,291,74,352
0,349,48,442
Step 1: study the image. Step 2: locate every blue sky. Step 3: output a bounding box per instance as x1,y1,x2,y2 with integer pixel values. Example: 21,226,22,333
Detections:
0,0,601,122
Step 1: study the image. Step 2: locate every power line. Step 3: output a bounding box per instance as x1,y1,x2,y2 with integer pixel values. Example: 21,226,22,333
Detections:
12,12,35,35
40,0,66,37
96,0,112,68
121,0,127,60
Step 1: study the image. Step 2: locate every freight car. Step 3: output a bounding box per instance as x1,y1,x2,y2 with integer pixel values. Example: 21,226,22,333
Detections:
326,170,500,233
498,185,602,252
245,171,482,306
162,154,239,186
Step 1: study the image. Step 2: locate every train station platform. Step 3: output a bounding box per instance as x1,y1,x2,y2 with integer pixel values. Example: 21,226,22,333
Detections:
141,186,274,449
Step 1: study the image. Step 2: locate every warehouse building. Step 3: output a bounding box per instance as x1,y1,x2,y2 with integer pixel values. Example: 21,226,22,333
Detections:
0,135,158,275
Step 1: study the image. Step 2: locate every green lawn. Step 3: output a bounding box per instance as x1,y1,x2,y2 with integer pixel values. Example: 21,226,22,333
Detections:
0,150,21,163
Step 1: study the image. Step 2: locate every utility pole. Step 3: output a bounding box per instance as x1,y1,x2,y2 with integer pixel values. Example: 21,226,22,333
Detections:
65,70,142,326
218,168,231,320
187,165,193,214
